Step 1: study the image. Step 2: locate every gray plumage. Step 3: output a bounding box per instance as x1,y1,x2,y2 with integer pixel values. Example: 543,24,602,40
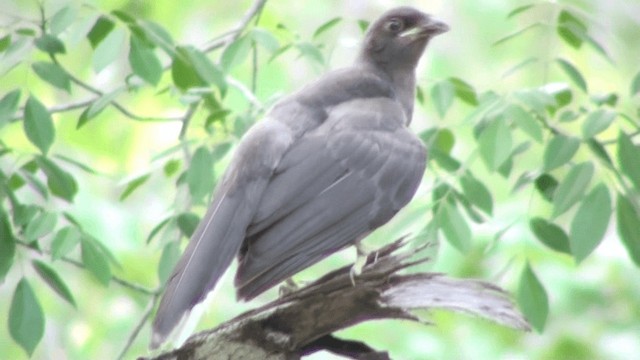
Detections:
151,6,448,349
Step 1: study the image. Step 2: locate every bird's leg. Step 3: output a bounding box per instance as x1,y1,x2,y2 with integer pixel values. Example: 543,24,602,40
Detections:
350,241,376,285
278,278,299,297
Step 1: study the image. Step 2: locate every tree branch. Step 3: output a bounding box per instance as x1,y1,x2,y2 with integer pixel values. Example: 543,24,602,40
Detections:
16,240,157,296
142,239,529,360
201,0,269,53
118,293,161,360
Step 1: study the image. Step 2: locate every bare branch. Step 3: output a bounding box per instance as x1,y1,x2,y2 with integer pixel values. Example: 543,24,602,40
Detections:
227,76,262,109
142,240,529,360
118,293,161,360
201,0,269,53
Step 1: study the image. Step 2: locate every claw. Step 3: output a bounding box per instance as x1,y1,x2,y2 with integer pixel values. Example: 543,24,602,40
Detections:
278,278,299,297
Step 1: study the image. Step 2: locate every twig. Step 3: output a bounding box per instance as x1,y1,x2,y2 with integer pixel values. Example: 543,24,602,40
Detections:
201,0,269,53
48,56,182,123
10,98,95,122
16,240,157,296
227,76,262,109
117,293,160,360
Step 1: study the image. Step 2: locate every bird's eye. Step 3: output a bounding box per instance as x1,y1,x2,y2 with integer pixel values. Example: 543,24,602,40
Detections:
385,19,403,33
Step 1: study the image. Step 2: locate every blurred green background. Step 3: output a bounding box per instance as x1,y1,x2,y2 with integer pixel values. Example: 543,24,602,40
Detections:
1,0,639,359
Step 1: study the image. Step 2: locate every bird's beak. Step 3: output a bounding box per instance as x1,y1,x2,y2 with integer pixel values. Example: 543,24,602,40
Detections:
401,17,449,39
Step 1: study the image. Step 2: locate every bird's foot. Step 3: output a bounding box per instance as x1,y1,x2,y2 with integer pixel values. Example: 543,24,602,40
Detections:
279,278,304,297
349,242,379,285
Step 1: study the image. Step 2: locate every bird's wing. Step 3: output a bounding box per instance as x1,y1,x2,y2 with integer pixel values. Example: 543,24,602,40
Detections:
235,97,426,300
151,120,293,348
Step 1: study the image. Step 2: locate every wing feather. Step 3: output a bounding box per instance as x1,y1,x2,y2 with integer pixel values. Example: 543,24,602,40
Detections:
234,97,426,300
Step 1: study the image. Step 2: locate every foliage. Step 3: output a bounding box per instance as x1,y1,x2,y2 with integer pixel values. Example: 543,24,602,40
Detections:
0,0,639,359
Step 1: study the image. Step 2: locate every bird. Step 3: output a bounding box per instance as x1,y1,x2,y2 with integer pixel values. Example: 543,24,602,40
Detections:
151,6,448,349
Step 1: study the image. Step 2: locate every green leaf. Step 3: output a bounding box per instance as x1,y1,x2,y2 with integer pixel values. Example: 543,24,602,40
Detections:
530,217,571,254
93,28,126,72
545,83,572,110
449,77,478,106
172,46,226,92
502,57,539,78
569,184,611,262
139,20,175,54
437,202,471,253
616,193,640,266
129,35,163,85
9,278,45,356
0,89,21,125
591,93,618,107
54,154,100,175
507,4,536,19
460,173,493,215
515,88,556,115
416,86,425,104
478,116,512,171
87,16,115,48
51,226,81,260
559,110,579,123
17,28,36,36
313,17,342,39
24,96,55,155
187,146,214,201
119,173,151,201
81,239,111,285
146,217,172,244
50,5,78,35
431,150,461,172
357,20,370,33
250,28,279,53
24,211,57,241
158,241,180,284
77,88,123,128
163,159,181,177
557,10,587,49
0,34,11,52
617,132,640,190
35,156,78,201
631,71,640,96
32,61,71,93
582,109,616,139
32,260,76,307
518,262,548,332
587,139,613,167
552,162,594,217
431,80,455,118
12,204,39,227
556,58,587,92
296,42,325,65
543,134,580,171
34,34,66,54
0,209,16,281
221,35,252,71
508,104,542,143
421,127,455,154
493,23,542,47
177,212,200,238
585,34,612,63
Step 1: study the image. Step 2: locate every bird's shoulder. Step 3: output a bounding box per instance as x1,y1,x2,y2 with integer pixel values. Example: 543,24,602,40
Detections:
293,66,395,105
267,67,396,135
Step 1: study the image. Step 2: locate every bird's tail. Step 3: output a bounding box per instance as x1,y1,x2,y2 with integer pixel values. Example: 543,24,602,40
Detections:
150,192,249,349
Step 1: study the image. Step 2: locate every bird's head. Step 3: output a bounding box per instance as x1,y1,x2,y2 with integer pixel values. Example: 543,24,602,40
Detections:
358,7,449,70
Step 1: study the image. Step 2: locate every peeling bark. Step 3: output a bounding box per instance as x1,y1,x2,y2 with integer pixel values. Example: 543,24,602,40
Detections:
142,240,530,360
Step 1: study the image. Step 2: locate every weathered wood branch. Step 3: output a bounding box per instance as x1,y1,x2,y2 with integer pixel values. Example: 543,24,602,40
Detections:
142,240,530,360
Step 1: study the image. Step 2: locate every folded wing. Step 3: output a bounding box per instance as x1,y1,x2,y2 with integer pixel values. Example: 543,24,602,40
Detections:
235,97,426,300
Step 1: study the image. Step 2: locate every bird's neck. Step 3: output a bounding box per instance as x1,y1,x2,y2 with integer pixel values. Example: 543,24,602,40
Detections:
356,59,416,123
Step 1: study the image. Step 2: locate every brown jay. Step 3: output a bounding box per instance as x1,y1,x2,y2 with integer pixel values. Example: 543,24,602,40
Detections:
151,6,448,349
